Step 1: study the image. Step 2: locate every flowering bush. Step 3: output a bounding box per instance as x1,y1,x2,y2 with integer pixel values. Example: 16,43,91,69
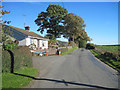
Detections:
3,40,18,50
29,44,36,50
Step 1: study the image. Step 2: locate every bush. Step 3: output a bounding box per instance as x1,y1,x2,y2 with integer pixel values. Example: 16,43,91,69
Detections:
78,40,87,48
2,50,11,72
103,51,113,57
86,43,95,49
2,46,32,72
3,39,18,50
3,43,18,50
103,51,119,61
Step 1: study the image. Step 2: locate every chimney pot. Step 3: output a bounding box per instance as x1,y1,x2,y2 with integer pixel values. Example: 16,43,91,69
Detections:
25,26,30,32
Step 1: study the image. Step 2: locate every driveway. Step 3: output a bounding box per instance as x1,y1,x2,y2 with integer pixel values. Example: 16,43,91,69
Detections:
29,48,119,89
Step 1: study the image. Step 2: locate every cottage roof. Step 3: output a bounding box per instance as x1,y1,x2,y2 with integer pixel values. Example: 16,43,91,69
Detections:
4,25,48,40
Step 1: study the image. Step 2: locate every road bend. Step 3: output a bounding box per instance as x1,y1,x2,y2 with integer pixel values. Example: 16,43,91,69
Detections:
29,48,119,89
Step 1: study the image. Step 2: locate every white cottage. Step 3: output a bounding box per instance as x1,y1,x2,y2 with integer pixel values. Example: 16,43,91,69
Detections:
3,25,49,50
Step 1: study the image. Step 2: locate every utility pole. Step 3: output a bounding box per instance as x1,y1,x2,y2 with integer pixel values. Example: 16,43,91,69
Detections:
23,14,26,28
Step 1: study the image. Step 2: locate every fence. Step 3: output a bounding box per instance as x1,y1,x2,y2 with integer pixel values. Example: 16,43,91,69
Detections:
58,46,72,49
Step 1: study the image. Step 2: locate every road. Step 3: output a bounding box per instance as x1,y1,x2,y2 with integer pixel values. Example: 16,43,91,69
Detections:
29,48,119,89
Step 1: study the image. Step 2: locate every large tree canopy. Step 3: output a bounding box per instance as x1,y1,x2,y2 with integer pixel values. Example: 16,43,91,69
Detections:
63,13,90,47
35,4,68,38
35,4,91,48
63,13,87,41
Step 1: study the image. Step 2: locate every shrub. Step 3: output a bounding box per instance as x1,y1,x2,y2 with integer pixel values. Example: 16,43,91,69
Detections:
103,51,118,61
2,50,11,72
3,39,19,50
86,43,95,49
3,43,18,50
78,40,87,48
2,46,32,72
103,51,113,57
3,39,18,50
29,44,36,50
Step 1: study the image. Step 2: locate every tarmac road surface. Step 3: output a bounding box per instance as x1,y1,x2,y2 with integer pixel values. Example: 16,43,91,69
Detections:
29,48,119,89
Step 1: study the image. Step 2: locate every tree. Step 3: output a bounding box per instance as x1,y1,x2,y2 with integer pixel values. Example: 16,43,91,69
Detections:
63,13,90,48
63,13,86,41
44,34,56,40
0,3,10,44
74,30,90,48
0,1,17,50
0,1,10,24
35,4,68,39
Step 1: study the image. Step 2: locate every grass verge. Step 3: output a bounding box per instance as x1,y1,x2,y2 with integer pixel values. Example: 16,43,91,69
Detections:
61,46,78,55
90,49,120,72
2,67,38,88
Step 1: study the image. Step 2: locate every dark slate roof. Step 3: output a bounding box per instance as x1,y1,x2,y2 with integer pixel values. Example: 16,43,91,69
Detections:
6,25,46,39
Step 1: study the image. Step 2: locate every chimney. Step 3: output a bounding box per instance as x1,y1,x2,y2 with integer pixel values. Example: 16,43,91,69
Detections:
25,26,30,32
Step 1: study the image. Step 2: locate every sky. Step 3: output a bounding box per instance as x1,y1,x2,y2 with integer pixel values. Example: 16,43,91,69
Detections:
3,0,120,2
2,1,118,45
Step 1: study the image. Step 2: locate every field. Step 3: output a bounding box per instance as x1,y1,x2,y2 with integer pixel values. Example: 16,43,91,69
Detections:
95,45,120,55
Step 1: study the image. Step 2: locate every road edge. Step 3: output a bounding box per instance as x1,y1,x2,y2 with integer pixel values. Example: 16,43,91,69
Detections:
88,50,118,73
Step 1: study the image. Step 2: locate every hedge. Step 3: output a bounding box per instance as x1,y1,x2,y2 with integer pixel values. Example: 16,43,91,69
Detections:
2,46,32,72
79,40,87,48
86,43,95,49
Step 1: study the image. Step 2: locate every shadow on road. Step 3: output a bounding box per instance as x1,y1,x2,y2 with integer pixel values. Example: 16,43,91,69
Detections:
13,73,118,90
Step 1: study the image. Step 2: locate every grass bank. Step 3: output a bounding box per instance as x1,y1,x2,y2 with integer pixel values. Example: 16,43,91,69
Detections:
61,46,78,55
90,49,120,72
2,67,38,88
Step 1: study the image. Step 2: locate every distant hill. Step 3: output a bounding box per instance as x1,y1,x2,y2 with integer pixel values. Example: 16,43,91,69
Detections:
97,44,120,46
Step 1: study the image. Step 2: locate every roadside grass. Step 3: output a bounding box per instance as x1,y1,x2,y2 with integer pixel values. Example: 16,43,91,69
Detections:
61,46,78,55
2,67,38,88
90,49,120,72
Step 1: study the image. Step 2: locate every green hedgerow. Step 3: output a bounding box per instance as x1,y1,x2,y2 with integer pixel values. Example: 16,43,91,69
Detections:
2,46,32,72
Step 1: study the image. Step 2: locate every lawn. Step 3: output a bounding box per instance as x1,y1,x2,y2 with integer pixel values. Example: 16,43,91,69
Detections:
2,67,38,88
